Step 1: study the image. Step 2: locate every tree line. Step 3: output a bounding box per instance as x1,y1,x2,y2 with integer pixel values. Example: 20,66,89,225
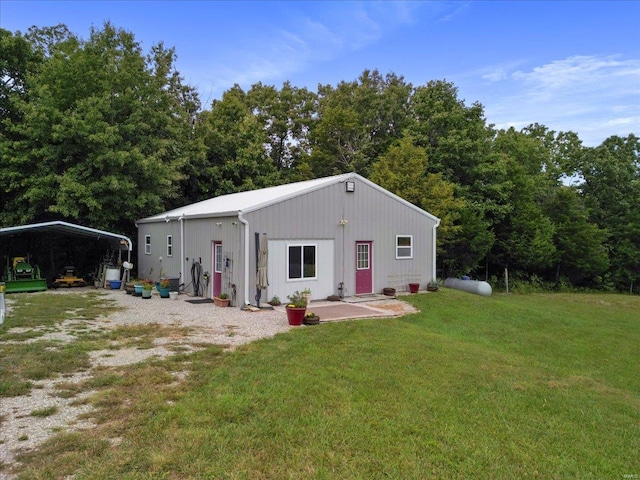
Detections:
1,23,638,293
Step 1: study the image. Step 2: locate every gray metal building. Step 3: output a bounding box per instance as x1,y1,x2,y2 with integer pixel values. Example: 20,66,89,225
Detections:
136,173,440,307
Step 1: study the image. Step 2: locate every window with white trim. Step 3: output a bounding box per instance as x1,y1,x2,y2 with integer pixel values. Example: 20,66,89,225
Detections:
357,243,370,269
288,244,317,280
167,235,173,257
396,235,413,259
145,235,151,255
214,243,223,273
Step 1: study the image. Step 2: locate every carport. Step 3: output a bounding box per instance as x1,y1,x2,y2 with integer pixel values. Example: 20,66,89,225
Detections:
0,221,133,286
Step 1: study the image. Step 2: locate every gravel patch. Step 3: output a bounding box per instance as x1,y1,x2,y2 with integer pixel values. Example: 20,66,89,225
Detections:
0,288,417,477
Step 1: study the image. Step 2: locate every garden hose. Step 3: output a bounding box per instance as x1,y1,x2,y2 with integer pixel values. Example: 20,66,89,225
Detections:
191,261,203,297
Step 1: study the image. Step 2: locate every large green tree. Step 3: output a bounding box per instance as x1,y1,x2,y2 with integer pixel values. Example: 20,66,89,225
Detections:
543,187,609,286
370,135,464,253
0,23,201,237
407,80,500,276
0,28,41,130
247,81,315,174
489,128,557,274
308,69,412,177
196,85,281,198
578,134,640,292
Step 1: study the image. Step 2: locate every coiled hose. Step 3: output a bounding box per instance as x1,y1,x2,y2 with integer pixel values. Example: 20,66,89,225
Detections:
191,261,203,297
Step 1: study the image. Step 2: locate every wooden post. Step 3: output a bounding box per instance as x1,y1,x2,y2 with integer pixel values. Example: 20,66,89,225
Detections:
505,268,509,294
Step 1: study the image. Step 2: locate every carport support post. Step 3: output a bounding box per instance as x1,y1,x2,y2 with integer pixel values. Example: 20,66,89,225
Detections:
255,232,261,308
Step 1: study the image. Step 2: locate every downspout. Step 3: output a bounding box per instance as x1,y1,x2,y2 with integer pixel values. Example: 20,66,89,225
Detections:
179,215,185,287
238,211,251,307
432,218,441,282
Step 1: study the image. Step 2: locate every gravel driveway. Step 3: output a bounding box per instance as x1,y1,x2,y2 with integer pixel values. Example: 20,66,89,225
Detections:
0,288,417,477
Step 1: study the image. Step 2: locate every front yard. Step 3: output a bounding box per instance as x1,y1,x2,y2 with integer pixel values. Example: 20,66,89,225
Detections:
1,288,638,479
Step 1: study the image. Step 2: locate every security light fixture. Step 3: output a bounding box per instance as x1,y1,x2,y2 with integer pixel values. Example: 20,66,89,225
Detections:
346,181,355,192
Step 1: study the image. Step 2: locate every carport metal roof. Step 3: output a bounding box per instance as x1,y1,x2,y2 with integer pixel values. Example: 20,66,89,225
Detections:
0,221,132,252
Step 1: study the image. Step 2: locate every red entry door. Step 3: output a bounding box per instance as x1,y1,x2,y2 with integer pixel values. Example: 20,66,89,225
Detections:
213,241,222,297
355,241,373,295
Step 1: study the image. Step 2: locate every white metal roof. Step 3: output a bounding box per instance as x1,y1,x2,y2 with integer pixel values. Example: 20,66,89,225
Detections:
138,174,352,223
137,172,440,224
0,221,133,251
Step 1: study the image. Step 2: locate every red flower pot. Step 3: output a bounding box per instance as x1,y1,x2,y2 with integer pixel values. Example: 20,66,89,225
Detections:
286,307,306,326
408,283,420,293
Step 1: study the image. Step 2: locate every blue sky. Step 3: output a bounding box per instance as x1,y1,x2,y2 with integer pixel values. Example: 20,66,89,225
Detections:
2,1,639,146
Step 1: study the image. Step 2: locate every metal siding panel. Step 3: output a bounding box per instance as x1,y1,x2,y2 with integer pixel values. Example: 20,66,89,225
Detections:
138,175,437,301
340,179,437,294
178,217,244,299
137,222,176,280
267,239,334,302
248,178,436,296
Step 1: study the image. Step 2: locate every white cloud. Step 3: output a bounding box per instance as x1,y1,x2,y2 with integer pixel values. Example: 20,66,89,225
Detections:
471,55,640,145
196,1,429,97
512,55,640,100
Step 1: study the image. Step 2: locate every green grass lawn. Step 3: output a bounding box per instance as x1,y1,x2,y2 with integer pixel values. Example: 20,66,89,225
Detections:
5,289,640,479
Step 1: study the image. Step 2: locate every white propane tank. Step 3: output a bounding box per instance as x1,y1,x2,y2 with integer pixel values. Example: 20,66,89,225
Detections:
444,277,492,296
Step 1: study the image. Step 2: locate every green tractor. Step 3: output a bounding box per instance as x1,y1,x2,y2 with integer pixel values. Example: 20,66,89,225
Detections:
4,255,47,293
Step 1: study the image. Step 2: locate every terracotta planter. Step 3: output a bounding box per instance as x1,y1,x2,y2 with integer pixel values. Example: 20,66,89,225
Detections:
286,307,306,326
214,296,230,307
408,283,420,293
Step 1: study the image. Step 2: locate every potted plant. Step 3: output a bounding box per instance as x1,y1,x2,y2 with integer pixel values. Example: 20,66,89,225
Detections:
301,288,312,304
214,292,230,307
158,278,171,298
285,290,308,326
303,311,320,325
268,295,281,306
141,280,153,299
427,281,439,292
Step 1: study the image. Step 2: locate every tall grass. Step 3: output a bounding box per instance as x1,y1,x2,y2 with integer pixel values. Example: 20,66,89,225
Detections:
9,290,640,479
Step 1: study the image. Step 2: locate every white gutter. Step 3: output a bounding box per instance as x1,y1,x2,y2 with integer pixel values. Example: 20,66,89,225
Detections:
432,219,441,282
178,215,185,287
238,211,251,307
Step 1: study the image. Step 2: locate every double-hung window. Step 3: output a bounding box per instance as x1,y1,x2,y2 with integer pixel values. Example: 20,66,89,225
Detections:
396,235,413,259
288,244,317,280
145,235,151,255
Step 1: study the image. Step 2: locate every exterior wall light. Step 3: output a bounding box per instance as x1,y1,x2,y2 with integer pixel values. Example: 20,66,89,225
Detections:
345,181,355,192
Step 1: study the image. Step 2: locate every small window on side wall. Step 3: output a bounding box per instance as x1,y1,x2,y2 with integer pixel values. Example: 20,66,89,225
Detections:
167,235,173,257
396,235,413,259
145,235,151,255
